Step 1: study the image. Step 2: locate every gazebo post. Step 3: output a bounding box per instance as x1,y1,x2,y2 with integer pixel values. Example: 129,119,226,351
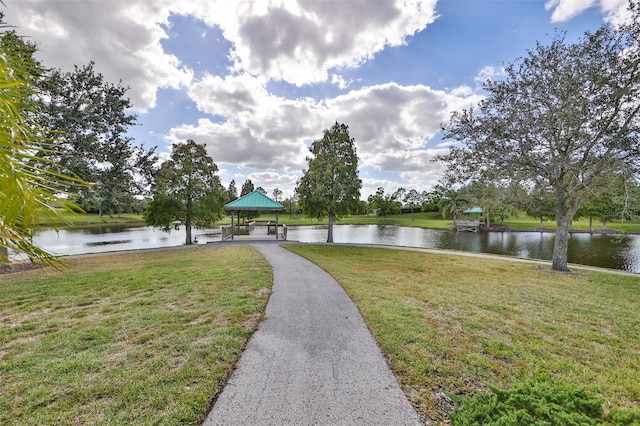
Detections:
231,211,234,240
275,212,279,240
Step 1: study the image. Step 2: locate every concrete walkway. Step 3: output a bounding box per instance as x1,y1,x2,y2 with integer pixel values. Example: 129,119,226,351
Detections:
203,243,421,426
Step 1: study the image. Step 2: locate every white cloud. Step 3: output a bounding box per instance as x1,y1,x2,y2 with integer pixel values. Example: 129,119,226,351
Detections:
545,0,630,24
331,74,353,89
5,1,194,112
248,171,300,189
474,65,506,85
366,149,448,188
6,0,438,111
545,0,596,22
599,0,634,25
218,0,438,86
168,72,482,191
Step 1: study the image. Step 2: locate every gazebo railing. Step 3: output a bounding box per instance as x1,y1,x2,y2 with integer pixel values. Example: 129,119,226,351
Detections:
221,225,233,240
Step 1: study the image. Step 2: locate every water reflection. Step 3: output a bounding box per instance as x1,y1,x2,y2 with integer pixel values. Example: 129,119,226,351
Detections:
27,224,640,273
32,225,221,257
288,225,640,273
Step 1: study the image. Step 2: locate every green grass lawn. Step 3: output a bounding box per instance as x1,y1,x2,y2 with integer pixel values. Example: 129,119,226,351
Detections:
3,243,639,424
0,245,272,425
285,244,640,423
46,211,146,227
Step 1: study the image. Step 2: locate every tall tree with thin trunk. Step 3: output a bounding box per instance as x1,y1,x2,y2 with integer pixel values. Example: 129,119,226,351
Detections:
144,140,226,245
227,179,238,201
404,189,422,220
296,122,361,243
240,179,254,196
440,7,640,271
272,187,282,202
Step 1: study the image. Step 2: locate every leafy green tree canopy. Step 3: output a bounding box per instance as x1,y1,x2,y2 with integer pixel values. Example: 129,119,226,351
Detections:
368,187,400,219
144,140,226,245
40,62,156,215
296,122,361,243
440,7,640,271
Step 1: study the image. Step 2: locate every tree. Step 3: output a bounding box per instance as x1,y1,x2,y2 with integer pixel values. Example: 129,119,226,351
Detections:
392,187,406,215
39,62,156,215
296,122,361,242
463,181,521,227
403,189,423,220
368,187,400,220
240,179,254,196
284,195,299,219
520,185,556,230
437,188,468,222
440,8,640,271
144,140,226,245
238,179,260,220
272,187,282,202
421,190,441,213
0,17,79,267
577,174,639,231
227,180,238,201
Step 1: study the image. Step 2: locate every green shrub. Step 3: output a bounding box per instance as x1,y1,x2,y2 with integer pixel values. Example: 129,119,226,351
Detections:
450,382,604,426
606,408,640,425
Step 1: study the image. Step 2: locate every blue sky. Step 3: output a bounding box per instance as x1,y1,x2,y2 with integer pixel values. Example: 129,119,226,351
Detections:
5,0,631,199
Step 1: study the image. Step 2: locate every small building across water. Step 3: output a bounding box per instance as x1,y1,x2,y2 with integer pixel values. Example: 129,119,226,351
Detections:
222,191,286,240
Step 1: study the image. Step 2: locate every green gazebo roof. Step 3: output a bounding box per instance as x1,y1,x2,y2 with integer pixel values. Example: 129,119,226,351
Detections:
463,206,484,214
224,190,284,211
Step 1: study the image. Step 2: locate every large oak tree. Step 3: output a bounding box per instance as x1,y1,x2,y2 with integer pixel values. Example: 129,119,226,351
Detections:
296,122,361,243
440,7,640,271
39,62,156,215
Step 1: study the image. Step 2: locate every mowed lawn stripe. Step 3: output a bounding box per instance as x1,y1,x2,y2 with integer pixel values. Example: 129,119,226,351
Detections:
0,245,272,425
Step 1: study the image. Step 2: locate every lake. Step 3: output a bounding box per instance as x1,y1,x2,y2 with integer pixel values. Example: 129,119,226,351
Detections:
24,224,640,273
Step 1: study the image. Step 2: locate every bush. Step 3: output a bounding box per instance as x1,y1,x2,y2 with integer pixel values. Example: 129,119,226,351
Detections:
450,382,604,426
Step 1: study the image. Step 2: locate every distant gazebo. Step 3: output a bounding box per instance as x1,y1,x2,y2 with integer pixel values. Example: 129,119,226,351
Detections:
456,206,484,232
224,190,285,240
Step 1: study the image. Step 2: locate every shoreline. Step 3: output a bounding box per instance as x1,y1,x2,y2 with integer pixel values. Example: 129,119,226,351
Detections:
481,225,632,234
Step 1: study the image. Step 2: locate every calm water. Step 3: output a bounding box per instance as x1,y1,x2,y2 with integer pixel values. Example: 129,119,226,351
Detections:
25,224,640,273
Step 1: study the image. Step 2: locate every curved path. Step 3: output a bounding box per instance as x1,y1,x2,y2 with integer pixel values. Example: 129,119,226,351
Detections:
203,242,421,425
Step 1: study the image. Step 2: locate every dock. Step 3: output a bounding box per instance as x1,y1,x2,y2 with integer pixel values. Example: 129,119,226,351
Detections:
455,219,480,232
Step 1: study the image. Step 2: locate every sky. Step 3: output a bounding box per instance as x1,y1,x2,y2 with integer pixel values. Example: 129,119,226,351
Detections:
4,0,634,200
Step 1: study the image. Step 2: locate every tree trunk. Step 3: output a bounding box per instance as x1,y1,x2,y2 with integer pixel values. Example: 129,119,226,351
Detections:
589,215,593,233
185,224,192,245
552,195,578,272
1,246,8,271
327,212,334,243
185,212,192,245
552,216,571,271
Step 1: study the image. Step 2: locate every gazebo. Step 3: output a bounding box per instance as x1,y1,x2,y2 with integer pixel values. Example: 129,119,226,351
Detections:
223,190,285,240
456,206,484,232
